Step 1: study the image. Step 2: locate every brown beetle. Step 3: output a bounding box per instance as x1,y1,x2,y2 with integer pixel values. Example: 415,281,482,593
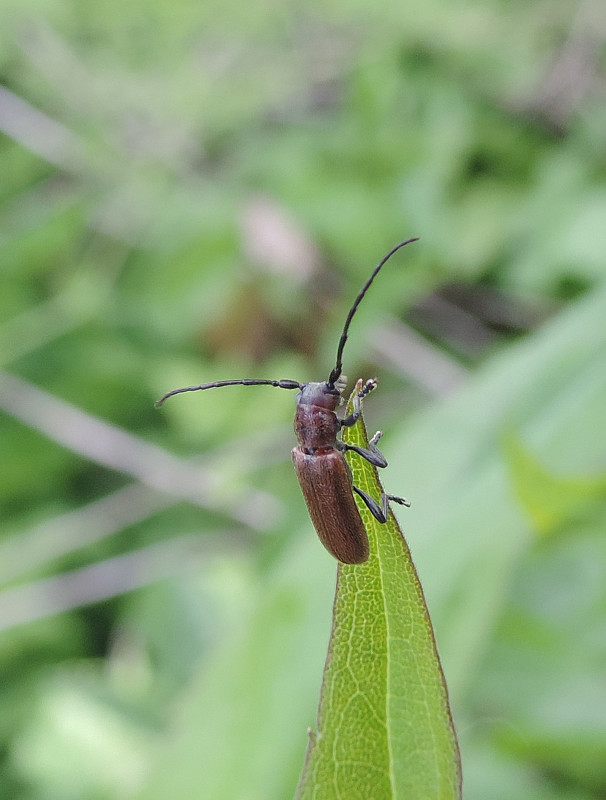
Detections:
156,239,417,563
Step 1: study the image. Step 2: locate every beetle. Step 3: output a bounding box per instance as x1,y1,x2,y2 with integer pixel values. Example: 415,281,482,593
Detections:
156,238,417,563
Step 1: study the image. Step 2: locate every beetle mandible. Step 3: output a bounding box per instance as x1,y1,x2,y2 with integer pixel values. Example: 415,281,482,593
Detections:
156,238,418,564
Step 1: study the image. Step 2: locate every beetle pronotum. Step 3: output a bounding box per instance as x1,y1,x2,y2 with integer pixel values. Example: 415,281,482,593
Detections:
157,238,418,563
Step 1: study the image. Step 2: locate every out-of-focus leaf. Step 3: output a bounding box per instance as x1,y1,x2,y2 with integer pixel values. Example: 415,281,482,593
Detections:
473,505,606,797
503,432,606,536
131,546,337,800
9,664,153,799
384,280,606,706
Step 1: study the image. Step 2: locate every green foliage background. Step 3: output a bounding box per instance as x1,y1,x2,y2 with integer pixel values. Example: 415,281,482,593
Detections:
1,0,605,798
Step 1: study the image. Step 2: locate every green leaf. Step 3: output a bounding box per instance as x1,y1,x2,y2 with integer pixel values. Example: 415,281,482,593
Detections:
296,383,461,800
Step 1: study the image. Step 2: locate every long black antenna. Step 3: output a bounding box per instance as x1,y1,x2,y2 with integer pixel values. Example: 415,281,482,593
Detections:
155,378,302,408
327,238,419,387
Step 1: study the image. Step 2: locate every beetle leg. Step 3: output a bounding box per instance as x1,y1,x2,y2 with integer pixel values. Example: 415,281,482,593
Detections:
341,441,387,468
357,377,378,399
340,411,359,428
340,378,378,428
385,493,411,510
353,487,411,525
353,486,387,523
339,430,388,468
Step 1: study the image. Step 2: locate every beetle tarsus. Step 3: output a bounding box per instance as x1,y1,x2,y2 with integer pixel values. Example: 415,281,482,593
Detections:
386,493,411,508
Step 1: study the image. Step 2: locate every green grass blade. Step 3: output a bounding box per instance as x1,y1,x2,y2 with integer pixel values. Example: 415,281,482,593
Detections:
296,382,461,800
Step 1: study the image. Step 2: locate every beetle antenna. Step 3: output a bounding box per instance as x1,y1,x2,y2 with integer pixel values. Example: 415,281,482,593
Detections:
156,378,303,407
327,238,419,387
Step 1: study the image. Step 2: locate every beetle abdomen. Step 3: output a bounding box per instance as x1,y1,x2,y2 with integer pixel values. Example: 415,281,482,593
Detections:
292,448,369,564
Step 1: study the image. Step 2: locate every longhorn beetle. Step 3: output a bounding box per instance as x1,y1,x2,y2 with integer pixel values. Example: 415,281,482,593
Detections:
156,238,418,564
